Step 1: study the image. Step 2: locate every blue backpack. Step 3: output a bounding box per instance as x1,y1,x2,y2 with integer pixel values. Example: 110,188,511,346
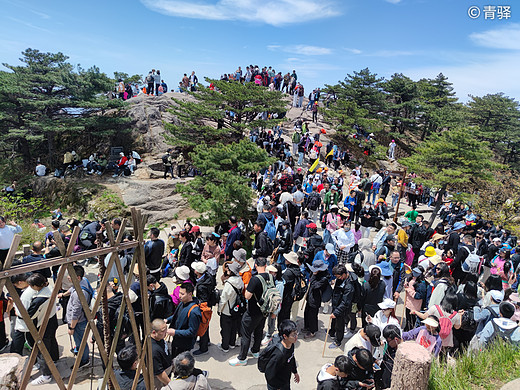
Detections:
265,215,277,241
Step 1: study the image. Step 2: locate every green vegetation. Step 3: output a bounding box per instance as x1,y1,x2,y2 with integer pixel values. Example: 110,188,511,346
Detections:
177,139,275,225
0,48,132,172
165,78,288,147
428,340,520,390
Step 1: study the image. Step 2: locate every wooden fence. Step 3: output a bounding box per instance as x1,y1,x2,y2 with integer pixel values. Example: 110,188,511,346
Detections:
0,207,153,390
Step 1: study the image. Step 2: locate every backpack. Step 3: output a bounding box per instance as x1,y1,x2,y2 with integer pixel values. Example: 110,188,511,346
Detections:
146,74,153,83
228,283,247,318
436,305,457,339
491,320,520,345
460,307,477,332
292,132,301,144
320,212,329,229
79,229,95,249
162,154,170,164
207,288,220,307
187,302,212,337
258,338,284,373
264,215,277,242
308,192,321,211
256,274,282,317
80,281,96,311
462,246,482,275
152,293,175,319
292,269,308,301
347,250,363,265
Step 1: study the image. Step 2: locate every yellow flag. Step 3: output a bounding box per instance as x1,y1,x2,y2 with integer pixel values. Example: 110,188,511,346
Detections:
326,149,334,158
309,158,320,172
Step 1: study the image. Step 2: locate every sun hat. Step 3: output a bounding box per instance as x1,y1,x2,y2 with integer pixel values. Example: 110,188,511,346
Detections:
339,207,350,218
266,265,278,273
422,317,439,328
191,261,207,274
509,293,520,303
325,243,335,254
369,265,382,274
378,261,393,277
330,204,339,210
424,246,436,257
284,251,299,265
309,260,328,273
412,266,424,278
233,248,247,263
429,254,442,265
378,298,396,310
175,265,190,281
228,261,241,276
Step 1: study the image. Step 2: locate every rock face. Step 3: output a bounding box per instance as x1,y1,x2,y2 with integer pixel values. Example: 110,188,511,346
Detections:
0,354,27,390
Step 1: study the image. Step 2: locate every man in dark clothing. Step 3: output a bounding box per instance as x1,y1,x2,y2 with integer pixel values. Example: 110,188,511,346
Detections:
144,227,165,282
192,262,216,356
303,223,324,266
264,320,300,390
167,283,201,358
409,216,432,265
452,234,475,284
229,257,269,367
329,264,354,349
316,355,350,390
278,252,301,325
22,241,51,278
475,231,489,257
340,348,375,389
253,220,273,260
293,211,310,252
115,345,146,390
151,318,173,388
444,221,464,256
377,325,401,390
78,220,102,250
149,276,174,321
225,216,241,260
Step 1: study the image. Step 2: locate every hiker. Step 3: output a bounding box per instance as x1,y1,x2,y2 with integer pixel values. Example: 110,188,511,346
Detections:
403,317,442,356
151,318,173,388
191,261,215,356
229,257,270,367
473,301,520,350
304,260,330,339
115,345,146,390
316,355,350,390
217,261,244,352
328,264,355,349
163,352,211,390
0,217,22,263
145,227,165,282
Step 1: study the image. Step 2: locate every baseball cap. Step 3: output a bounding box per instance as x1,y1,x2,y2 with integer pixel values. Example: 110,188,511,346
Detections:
189,226,200,234
490,290,504,303
306,222,317,229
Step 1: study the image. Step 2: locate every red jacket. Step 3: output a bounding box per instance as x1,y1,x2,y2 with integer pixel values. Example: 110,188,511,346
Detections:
117,156,128,167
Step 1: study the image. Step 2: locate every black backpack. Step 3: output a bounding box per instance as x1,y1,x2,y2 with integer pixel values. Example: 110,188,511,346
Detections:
292,269,308,301
308,193,321,211
162,154,170,164
228,283,246,318
207,288,221,307
258,338,284,373
347,250,363,264
460,307,477,332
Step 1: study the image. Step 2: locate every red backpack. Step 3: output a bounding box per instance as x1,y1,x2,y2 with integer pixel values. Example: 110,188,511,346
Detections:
435,305,457,339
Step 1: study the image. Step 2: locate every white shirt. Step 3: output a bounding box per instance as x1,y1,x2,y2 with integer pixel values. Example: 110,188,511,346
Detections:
0,224,22,249
332,228,355,251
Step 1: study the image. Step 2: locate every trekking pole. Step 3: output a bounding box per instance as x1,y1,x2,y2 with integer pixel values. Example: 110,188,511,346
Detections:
69,334,76,355
400,291,408,328
322,315,332,358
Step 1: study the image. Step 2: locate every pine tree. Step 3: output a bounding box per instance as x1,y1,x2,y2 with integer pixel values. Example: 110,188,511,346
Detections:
467,93,520,167
383,73,420,134
0,48,129,167
176,139,275,225
165,79,288,147
400,127,500,224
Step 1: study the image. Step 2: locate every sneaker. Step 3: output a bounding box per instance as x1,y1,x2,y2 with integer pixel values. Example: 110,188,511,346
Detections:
217,344,229,353
248,350,260,359
228,357,247,366
229,344,236,349
112,174,118,178
261,335,272,347
97,171,102,176
328,342,340,349
202,370,209,377
30,375,52,385
344,330,354,339
192,349,208,356
31,363,41,373
304,332,316,339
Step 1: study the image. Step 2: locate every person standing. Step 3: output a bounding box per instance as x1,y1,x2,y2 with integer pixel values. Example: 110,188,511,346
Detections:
312,102,318,122
263,320,300,390
0,216,22,263
388,140,396,160
146,70,155,96
328,264,355,349
225,216,241,261
189,71,198,92
154,70,162,97
145,227,165,282
229,257,269,366
218,262,243,352
331,221,355,265
151,319,173,389
359,202,376,239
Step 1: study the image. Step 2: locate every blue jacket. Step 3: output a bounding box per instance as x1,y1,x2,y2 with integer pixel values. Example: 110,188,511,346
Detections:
314,250,337,280
170,298,201,351
225,225,241,259
343,196,357,212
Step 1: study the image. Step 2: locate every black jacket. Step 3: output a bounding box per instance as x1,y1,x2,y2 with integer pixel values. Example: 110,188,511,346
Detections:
277,228,293,254
304,234,324,264
178,241,195,268
282,265,300,303
361,281,386,316
307,271,330,308
360,208,377,228
331,275,354,317
342,347,374,389
144,238,165,271
265,342,297,388
149,282,174,320
254,231,273,259
444,231,460,255
195,272,216,304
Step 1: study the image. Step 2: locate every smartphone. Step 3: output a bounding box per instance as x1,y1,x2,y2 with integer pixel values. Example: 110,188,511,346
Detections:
373,363,381,371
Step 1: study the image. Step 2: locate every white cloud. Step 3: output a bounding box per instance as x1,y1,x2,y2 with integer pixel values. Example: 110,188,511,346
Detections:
7,17,51,33
385,0,402,3
268,44,332,55
365,50,414,57
470,23,520,50
140,0,340,26
344,47,362,54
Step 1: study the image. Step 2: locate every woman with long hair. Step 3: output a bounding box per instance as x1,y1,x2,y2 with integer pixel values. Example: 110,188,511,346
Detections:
361,266,386,327
453,280,479,349
201,233,221,278
428,262,455,308
404,265,427,331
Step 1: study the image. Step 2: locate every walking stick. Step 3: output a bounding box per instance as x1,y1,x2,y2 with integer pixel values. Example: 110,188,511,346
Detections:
322,315,332,358
90,337,95,390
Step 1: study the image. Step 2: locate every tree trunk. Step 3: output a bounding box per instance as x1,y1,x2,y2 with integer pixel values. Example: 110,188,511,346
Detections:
429,183,447,226
391,341,432,390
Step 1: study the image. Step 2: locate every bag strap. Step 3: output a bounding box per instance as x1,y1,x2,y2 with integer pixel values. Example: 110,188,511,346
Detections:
435,305,444,317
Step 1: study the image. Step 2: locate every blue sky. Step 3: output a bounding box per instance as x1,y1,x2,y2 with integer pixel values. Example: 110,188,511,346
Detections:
1,0,519,102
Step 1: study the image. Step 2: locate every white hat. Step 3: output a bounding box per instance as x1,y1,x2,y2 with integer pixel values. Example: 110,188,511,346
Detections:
191,261,207,274
175,265,190,281
378,298,396,310
369,265,382,274
490,290,504,303
266,265,278,273
422,317,439,328
284,252,299,265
